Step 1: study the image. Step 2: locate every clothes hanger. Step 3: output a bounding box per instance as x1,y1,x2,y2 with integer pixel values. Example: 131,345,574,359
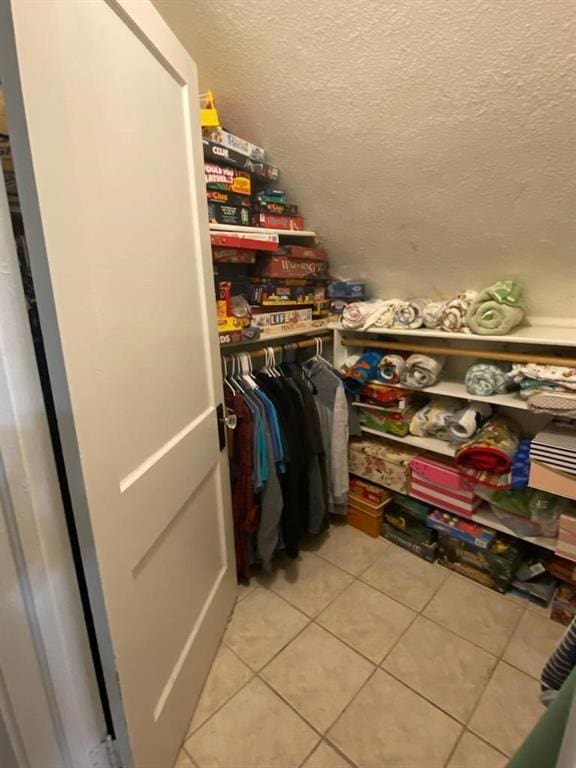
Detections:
222,356,236,397
240,352,258,390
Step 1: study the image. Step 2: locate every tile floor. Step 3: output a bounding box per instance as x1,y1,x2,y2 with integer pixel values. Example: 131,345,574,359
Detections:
175,523,566,768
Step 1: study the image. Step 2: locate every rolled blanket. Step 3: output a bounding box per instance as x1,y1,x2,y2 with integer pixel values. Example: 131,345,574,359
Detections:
440,290,477,333
377,354,406,385
466,280,525,336
393,298,431,330
423,301,447,329
508,363,576,390
465,362,512,396
341,299,392,330
455,417,519,489
343,350,383,394
400,354,446,388
410,398,462,440
372,299,402,329
448,402,493,441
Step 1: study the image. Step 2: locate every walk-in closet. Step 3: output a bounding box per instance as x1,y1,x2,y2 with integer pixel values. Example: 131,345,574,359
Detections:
1,1,575,768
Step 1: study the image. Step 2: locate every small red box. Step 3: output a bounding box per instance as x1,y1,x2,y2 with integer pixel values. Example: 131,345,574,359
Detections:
349,476,391,506
254,213,304,231
210,233,279,252
212,248,256,264
277,245,328,262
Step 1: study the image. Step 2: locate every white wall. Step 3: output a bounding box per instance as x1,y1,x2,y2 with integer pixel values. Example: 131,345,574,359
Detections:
154,0,576,320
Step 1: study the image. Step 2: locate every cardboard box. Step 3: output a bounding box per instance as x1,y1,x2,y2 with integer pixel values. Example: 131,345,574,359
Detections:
427,510,494,549
277,245,328,262
253,213,304,231
510,574,557,608
327,282,366,299
212,248,256,264
349,476,391,506
383,504,437,544
358,404,418,438
383,524,438,562
250,307,313,328
348,492,391,515
347,503,383,538
437,530,523,592
219,327,261,346
348,438,422,494
210,232,279,251
203,139,279,181
207,189,252,207
255,201,298,216
411,474,481,518
205,162,251,195
529,460,576,501
202,127,265,161
549,556,576,589
551,583,576,626
208,201,252,226
255,255,329,279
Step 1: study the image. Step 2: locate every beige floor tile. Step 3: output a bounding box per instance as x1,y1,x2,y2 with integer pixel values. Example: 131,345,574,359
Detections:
317,580,416,663
329,670,462,768
187,677,318,768
361,543,448,611
266,552,353,617
302,742,351,768
423,575,522,655
174,748,196,768
223,589,308,670
237,580,257,602
188,645,253,734
503,610,565,679
469,662,544,757
261,623,373,732
382,616,497,722
313,524,387,576
447,732,508,768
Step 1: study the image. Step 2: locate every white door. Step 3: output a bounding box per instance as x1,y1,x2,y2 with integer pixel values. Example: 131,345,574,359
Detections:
0,2,236,767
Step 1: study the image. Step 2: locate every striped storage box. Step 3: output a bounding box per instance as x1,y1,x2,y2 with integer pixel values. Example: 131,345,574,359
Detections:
410,456,480,518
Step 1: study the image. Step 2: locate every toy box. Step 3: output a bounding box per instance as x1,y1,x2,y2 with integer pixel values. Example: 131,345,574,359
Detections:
349,476,391,506
358,404,419,438
208,201,252,226
327,282,366,299
210,232,279,251
510,574,557,608
205,162,251,195
247,281,325,306
255,201,298,216
202,127,265,161
212,248,256,264
253,213,304,231
255,255,329,279
551,583,576,625
383,524,438,563
437,530,523,592
410,455,473,493
250,307,313,328
219,326,261,345
203,139,279,181
427,510,494,549
206,189,252,207
383,495,436,544
360,383,413,407
411,473,481,518
348,438,422,494
276,245,328,262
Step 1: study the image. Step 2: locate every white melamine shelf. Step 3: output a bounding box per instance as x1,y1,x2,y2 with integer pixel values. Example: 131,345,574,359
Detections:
340,323,576,347
209,223,317,238
219,325,332,349
356,378,529,411
470,506,557,551
360,426,456,457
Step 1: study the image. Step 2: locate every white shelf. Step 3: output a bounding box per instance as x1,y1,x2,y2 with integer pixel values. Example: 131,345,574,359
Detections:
470,506,557,551
358,378,529,411
209,223,317,238
340,322,576,347
360,426,456,457
219,325,332,348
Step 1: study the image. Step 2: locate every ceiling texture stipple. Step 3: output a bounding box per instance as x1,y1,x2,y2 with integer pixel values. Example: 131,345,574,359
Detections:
153,0,576,319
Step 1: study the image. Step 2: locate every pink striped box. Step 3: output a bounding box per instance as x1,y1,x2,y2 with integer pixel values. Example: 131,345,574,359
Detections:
410,455,473,493
411,472,481,518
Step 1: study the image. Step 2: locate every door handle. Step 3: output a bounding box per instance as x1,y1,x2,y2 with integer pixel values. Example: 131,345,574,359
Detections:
216,403,236,450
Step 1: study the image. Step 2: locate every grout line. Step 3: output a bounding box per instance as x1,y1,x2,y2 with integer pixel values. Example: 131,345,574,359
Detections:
441,728,466,768
322,736,363,768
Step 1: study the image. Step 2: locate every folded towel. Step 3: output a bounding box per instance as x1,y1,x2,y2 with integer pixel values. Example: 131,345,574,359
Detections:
393,298,431,330
343,350,383,394
410,398,461,440
423,301,447,329
455,417,519,489
400,354,446,388
372,299,403,328
465,362,512,396
440,290,477,333
466,280,525,336
377,354,406,385
508,363,576,390
448,403,493,441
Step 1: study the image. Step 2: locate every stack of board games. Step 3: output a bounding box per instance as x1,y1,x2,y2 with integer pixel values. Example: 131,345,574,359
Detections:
382,494,438,562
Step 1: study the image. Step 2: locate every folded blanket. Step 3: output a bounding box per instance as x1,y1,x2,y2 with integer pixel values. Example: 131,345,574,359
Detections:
508,363,576,390
467,280,525,336
343,350,383,394
400,354,446,388
341,300,384,330
526,392,576,418
465,362,512,396
372,299,403,329
410,398,461,440
455,417,519,489
377,354,406,385
393,298,431,330
423,301,447,329
448,403,493,441
440,291,477,333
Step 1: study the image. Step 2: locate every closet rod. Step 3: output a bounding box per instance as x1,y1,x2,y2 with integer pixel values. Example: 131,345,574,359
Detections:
223,333,333,361
341,336,576,367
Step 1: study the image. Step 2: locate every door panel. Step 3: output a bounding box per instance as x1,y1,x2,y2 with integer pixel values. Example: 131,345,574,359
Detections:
1,1,236,766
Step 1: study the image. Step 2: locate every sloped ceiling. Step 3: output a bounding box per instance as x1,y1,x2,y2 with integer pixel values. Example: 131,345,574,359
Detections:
153,0,576,319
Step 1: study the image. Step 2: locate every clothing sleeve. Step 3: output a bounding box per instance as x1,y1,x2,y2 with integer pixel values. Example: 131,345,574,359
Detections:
330,382,349,507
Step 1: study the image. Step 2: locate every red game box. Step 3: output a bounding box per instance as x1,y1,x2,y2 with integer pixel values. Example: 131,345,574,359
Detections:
253,213,304,231
277,245,328,262
212,248,256,264
255,255,329,279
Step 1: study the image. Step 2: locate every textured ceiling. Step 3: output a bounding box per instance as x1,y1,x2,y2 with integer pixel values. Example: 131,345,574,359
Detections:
153,0,576,319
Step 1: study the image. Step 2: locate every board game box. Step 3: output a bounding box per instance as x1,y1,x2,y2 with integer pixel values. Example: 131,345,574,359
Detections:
202,127,265,161
203,139,279,181
205,162,251,195
255,255,329,279
208,201,251,226
382,524,438,563
212,248,256,264
206,188,252,207
276,245,328,261
253,213,304,231
255,201,298,216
